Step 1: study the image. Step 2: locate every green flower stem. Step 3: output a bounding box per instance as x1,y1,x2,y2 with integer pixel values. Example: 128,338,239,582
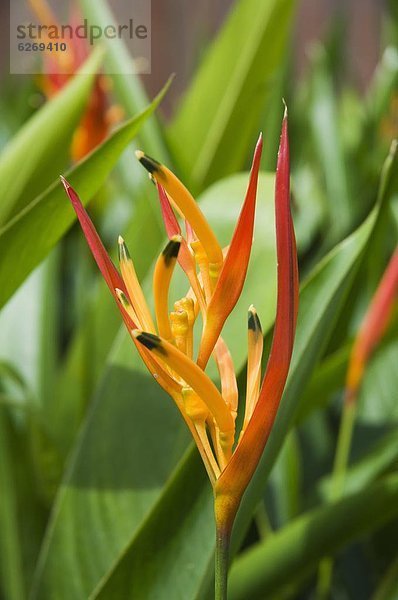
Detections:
317,401,357,597
214,493,240,600
330,401,357,501
215,523,231,600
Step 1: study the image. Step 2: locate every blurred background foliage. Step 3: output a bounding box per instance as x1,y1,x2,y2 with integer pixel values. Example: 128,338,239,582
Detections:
0,0,397,599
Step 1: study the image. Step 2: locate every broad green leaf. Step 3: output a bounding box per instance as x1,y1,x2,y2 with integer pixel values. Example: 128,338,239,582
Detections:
30,352,192,600
167,0,295,190
228,473,398,600
0,49,103,227
0,78,171,310
94,448,214,600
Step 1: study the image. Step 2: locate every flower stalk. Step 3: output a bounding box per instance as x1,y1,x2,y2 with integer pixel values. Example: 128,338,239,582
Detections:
61,110,298,597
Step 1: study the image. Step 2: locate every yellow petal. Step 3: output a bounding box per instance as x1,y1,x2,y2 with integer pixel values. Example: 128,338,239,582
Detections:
174,297,196,358
153,236,181,340
118,236,155,333
170,310,189,354
214,337,238,418
241,306,263,437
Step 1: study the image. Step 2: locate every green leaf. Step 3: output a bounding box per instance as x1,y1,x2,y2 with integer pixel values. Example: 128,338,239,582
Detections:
228,473,398,599
366,47,398,129
94,448,214,600
373,557,398,600
268,429,301,526
308,46,353,242
0,78,172,310
0,48,103,227
167,0,295,190
294,343,350,423
30,355,192,600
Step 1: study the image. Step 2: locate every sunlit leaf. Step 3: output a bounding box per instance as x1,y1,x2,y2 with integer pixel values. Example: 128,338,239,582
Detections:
0,49,103,227
0,79,171,309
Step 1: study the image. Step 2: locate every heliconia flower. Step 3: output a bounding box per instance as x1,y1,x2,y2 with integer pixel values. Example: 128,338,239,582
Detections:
28,0,123,161
345,247,398,405
61,112,298,540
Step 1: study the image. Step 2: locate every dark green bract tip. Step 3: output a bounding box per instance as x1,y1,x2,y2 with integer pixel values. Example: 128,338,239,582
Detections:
162,238,181,266
248,309,262,333
136,332,165,353
138,153,161,174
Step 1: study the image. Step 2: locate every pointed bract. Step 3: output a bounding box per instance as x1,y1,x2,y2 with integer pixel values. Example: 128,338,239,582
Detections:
197,133,263,368
61,177,131,312
346,247,398,403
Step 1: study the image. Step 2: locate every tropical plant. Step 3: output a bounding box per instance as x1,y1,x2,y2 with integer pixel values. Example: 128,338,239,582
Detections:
0,0,397,599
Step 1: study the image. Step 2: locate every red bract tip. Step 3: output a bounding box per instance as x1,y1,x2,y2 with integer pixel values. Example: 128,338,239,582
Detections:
61,176,136,329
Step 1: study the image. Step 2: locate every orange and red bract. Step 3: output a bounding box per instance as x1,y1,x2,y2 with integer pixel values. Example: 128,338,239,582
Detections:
345,247,398,404
197,133,263,370
61,113,298,511
214,112,299,526
29,0,117,161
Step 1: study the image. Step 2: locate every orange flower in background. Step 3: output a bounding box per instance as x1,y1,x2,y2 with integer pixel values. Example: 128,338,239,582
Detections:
28,0,123,161
61,113,298,590
345,247,398,405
